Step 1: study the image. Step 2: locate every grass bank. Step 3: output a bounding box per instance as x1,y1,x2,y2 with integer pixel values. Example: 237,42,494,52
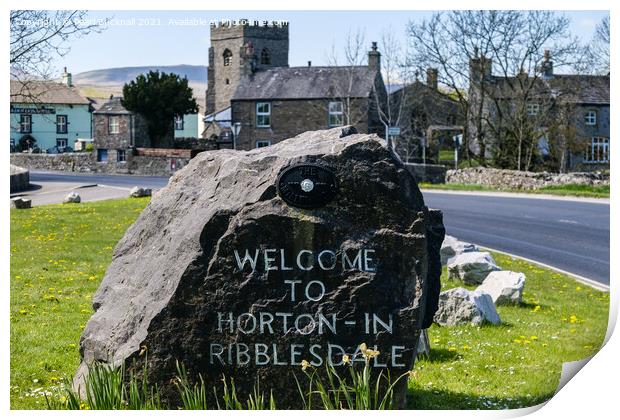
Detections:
419,182,610,198
10,198,609,409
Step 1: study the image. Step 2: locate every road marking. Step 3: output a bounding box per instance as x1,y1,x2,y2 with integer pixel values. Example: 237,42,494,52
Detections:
480,245,609,292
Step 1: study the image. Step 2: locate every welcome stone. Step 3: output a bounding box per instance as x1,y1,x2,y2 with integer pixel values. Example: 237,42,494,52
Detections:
74,126,445,408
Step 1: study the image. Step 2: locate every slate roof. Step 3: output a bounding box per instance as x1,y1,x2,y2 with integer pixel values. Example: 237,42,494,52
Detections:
490,74,609,105
232,66,379,101
93,96,133,114
10,80,91,105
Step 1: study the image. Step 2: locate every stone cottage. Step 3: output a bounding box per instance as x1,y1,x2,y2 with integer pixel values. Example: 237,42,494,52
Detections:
468,51,610,171
390,68,464,163
92,96,150,165
204,21,386,150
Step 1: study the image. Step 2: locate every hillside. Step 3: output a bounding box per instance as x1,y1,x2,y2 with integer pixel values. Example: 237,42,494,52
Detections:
73,65,207,110
73,64,207,86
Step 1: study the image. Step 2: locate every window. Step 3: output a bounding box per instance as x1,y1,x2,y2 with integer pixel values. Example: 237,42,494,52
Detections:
97,148,108,162
19,115,32,133
328,101,344,127
584,137,609,163
223,49,232,66
526,103,540,116
56,115,68,134
174,115,184,131
256,102,271,127
117,149,126,162
256,140,271,148
56,138,67,148
585,110,597,126
261,48,270,65
109,116,120,134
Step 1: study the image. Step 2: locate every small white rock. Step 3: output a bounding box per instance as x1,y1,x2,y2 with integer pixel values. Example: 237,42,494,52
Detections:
129,186,152,198
434,287,501,326
63,192,81,204
448,251,501,285
441,235,479,266
476,271,526,305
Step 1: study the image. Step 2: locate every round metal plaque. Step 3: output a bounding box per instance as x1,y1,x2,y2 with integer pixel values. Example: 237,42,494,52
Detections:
276,163,338,209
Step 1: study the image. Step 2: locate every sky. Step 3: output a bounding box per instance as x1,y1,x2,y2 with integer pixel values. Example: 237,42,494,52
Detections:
51,10,609,76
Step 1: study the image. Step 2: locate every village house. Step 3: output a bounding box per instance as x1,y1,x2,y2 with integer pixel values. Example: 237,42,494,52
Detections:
92,96,151,165
468,51,610,171
10,68,93,153
204,21,386,150
390,68,463,164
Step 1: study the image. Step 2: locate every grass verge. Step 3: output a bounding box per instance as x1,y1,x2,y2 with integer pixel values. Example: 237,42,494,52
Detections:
419,182,610,198
10,198,609,409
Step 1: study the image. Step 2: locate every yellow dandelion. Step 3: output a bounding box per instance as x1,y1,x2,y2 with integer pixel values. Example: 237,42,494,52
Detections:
513,339,522,344
532,305,541,313
448,346,457,352
462,344,471,350
530,336,538,341
569,315,578,324
342,354,351,365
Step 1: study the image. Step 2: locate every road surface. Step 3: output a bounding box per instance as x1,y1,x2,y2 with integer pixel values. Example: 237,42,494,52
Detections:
24,171,610,286
423,191,609,286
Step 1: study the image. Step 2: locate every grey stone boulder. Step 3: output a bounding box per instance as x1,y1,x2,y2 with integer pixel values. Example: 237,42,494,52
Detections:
475,271,525,305
63,192,81,204
448,251,500,285
129,186,152,198
10,197,31,209
440,235,479,265
74,126,445,409
434,287,501,326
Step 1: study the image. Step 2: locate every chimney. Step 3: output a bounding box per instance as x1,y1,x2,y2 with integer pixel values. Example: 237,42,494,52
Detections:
61,67,72,87
426,68,438,90
469,54,492,83
368,42,381,72
308,61,312,67
541,50,554,79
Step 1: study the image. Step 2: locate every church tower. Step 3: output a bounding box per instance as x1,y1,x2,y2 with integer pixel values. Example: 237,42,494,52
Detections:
206,20,289,115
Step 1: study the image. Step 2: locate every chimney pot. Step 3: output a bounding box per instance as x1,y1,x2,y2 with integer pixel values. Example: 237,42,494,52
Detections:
308,61,311,67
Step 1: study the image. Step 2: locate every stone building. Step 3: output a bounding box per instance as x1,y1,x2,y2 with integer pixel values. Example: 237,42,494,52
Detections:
468,51,610,171
390,68,463,163
92,96,150,165
206,22,289,115
204,21,386,150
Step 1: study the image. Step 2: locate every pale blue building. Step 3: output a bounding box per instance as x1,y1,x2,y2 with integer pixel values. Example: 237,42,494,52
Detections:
174,113,200,138
10,77,92,152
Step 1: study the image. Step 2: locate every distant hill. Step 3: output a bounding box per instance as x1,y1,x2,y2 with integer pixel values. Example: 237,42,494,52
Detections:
73,65,207,86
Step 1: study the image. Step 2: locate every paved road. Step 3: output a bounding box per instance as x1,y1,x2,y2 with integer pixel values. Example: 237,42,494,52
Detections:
30,171,170,189
423,191,610,286
26,172,610,285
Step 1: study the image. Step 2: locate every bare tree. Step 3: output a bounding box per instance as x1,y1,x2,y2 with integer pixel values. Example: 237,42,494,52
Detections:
407,11,587,170
325,29,371,127
10,10,106,100
588,16,610,75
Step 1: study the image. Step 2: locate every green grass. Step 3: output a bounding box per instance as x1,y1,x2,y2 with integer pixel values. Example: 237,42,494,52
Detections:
419,182,610,198
409,256,609,409
10,198,609,409
10,198,150,409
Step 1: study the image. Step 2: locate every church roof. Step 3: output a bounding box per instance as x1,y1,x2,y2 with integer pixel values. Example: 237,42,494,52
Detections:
232,66,379,101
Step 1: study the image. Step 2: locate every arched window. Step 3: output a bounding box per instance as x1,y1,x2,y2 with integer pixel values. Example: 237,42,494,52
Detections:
261,48,270,65
223,49,232,66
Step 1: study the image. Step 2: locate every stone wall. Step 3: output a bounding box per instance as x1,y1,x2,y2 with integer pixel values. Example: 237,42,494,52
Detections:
10,152,191,177
446,167,609,190
404,163,447,184
10,165,29,192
